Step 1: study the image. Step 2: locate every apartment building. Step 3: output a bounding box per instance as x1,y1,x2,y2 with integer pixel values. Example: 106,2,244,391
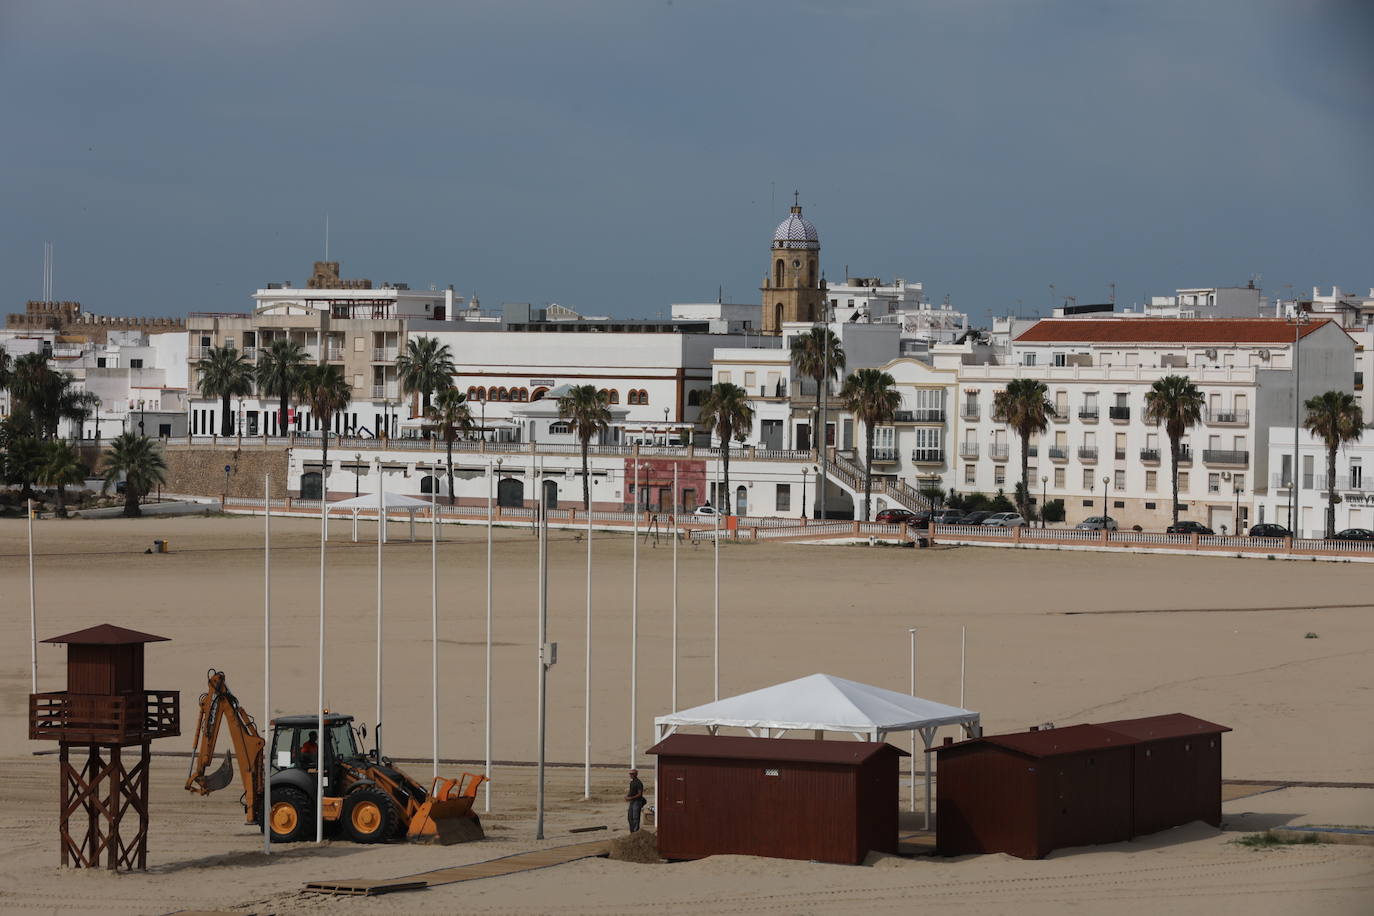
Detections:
1258,427,1374,537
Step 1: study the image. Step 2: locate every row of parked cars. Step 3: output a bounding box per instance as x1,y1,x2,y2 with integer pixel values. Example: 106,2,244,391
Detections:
871,510,1373,541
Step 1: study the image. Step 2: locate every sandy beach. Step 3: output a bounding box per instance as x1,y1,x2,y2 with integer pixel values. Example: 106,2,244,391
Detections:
1,514,1371,914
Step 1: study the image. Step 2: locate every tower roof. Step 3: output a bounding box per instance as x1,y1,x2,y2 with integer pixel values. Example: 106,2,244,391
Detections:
773,204,820,251
43,624,170,645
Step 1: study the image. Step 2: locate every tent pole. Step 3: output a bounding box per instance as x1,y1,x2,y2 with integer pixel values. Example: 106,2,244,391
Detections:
959,625,966,709
923,727,934,830
909,627,917,813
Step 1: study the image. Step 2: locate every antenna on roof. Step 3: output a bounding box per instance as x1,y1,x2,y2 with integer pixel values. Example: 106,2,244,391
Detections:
1109,281,1116,305
324,214,330,261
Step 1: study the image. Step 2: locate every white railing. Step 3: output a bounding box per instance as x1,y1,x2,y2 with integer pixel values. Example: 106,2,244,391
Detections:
932,524,1374,559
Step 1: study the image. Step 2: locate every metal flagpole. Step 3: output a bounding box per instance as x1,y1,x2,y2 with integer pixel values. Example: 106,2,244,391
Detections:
672,462,679,712
959,625,967,709
583,467,593,799
485,458,499,813
630,459,640,768
431,483,438,781
27,498,37,693
264,476,272,855
535,488,549,840
316,469,328,843
908,627,916,814
714,453,721,700
376,471,385,759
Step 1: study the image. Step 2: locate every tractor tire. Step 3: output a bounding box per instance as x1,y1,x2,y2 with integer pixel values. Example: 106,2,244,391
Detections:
266,787,312,843
342,786,399,844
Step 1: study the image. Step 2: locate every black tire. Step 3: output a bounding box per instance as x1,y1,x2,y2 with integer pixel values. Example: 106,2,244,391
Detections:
266,786,313,843
341,786,399,843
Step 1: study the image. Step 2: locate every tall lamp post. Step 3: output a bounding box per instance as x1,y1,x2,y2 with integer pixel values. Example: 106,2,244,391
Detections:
1290,311,1308,533
1102,475,1110,521
1040,475,1048,528
801,467,808,520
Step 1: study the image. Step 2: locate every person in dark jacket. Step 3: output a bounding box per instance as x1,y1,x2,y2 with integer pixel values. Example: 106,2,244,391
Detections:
625,769,646,832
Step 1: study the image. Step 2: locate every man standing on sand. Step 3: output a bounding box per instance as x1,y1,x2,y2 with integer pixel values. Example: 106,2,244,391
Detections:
625,769,646,832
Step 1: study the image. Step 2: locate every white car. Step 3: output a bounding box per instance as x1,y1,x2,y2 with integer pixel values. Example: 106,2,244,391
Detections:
981,512,1026,528
693,505,719,518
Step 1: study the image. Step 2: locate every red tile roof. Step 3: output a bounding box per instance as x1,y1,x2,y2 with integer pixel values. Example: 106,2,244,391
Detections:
647,734,908,764
930,714,1231,758
1015,318,1334,345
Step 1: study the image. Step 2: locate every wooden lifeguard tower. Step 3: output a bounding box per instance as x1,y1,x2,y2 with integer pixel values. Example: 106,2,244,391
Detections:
28,624,180,870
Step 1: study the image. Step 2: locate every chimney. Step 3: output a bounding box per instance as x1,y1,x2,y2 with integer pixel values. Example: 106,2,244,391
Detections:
943,736,954,746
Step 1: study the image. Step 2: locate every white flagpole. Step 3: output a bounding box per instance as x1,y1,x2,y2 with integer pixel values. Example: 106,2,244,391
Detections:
908,627,917,816
28,498,37,693
713,455,721,700
431,483,439,780
316,469,328,844
485,458,499,813
960,625,967,709
535,486,549,840
263,476,272,855
376,469,385,759
672,462,679,712
583,466,593,799
630,459,640,768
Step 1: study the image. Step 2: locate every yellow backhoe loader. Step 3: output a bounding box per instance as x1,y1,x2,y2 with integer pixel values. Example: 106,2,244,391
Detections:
185,669,486,844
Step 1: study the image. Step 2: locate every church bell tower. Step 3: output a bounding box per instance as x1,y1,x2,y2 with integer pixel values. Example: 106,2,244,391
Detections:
761,193,825,334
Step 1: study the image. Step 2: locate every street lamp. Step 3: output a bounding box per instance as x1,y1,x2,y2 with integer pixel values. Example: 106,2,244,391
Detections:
1102,475,1110,521
801,467,809,519
1040,475,1048,528
138,399,146,438
1290,310,1309,534
355,452,362,498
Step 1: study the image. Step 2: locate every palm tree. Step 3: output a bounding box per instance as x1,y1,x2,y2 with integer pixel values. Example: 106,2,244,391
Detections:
8,354,94,439
256,339,309,436
2,428,44,500
296,364,353,481
40,439,88,518
1144,375,1205,529
0,345,11,394
101,432,167,518
697,383,755,516
993,378,1053,520
196,346,254,437
396,336,456,416
558,385,612,509
1304,390,1363,537
789,327,845,453
427,386,474,505
840,368,902,521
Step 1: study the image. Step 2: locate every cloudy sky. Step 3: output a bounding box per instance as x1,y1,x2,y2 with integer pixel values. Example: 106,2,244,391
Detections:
2,1,1370,324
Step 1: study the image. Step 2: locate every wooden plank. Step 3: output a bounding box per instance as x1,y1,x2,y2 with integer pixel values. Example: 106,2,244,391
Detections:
302,879,427,897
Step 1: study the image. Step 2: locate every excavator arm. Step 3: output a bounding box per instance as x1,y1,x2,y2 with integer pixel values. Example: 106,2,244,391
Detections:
184,669,267,825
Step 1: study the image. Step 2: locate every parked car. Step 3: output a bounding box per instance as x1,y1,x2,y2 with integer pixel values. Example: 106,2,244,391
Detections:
908,511,932,529
1075,516,1118,531
1248,523,1291,538
1166,520,1214,535
875,508,917,524
960,510,994,525
930,509,966,525
1326,528,1374,541
981,512,1026,528
693,504,719,518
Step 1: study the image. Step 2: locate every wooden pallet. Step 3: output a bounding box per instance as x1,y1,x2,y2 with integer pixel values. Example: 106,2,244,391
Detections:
305,839,610,896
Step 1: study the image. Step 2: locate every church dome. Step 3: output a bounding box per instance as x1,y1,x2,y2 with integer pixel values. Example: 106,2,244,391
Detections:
772,206,819,250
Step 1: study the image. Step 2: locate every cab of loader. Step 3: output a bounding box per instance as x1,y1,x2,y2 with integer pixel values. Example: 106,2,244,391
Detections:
263,713,369,841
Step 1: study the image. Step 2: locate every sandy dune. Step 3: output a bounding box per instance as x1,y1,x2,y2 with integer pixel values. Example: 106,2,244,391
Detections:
1,515,1370,914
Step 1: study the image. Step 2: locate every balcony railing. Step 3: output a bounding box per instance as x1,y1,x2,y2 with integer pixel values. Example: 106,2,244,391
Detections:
1048,447,1069,460
1203,449,1249,466
326,347,345,361
1114,449,1127,460
1140,448,1160,463
959,443,980,458
870,447,898,462
1109,406,1131,421
1079,408,1099,421
911,448,944,464
1178,448,1193,465
371,385,399,400
911,408,945,422
1051,409,1069,423
961,406,979,420
990,445,1010,461
372,348,398,362
29,690,180,744
1078,447,1098,461
1205,408,1250,425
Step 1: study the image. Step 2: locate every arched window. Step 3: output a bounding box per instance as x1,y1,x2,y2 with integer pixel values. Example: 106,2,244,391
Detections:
687,389,702,407
300,471,323,501
807,259,817,287
518,388,528,401
609,390,620,404
476,386,487,401
775,303,784,328
735,485,748,516
498,388,510,401
467,387,477,400
774,259,784,287
420,474,437,494
627,390,639,406
639,389,649,405
531,387,549,401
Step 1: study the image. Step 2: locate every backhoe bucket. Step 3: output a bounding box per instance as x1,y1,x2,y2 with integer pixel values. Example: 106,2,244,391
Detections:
203,750,235,793
407,773,487,844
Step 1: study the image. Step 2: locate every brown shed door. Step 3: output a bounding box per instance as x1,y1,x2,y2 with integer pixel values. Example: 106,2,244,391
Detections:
1049,751,1133,851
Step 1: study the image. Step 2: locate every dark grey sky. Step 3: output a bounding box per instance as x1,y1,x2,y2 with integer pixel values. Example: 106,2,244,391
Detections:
3,1,1371,325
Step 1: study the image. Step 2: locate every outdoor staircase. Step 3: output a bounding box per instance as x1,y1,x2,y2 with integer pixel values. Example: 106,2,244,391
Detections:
828,452,932,513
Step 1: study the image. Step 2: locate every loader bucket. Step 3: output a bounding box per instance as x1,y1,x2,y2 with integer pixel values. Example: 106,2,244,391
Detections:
407,773,487,844
202,750,235,793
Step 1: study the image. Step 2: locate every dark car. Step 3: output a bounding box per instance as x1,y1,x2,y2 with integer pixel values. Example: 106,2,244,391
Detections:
960,511,994,525
875,508,916,524
1327,528,1374,541
929,509,965,524
1167,520,1214,535
1248,523,1291,538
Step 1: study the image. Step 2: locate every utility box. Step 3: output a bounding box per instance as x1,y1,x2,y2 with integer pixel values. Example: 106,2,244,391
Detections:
647,734,907,865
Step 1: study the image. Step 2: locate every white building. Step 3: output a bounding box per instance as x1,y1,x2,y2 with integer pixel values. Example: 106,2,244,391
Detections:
1279,286,1374,420
823,276,968,348
1140,284,1269,319
1257,427,1374,538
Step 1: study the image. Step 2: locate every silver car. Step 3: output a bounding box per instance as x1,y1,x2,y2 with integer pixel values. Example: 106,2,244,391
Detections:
981,512,1026,528
1075,516,1118,530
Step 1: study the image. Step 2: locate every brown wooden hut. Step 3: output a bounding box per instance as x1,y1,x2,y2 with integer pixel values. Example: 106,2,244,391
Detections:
647,734,907,865
931,714,1229,859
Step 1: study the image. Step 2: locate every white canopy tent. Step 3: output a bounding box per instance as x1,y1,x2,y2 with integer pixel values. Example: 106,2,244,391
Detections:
653,673,980,828
328,491,434,543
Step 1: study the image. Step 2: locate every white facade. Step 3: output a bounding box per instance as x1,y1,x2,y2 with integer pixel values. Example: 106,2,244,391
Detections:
1140,285,1269,319
824,277,968,346
1258,427,1374,538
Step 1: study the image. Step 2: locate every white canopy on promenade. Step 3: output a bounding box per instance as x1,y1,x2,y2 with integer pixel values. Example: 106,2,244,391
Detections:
329,491,434,542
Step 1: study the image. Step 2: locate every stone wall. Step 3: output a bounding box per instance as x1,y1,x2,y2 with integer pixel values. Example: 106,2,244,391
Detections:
160,444,291,499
